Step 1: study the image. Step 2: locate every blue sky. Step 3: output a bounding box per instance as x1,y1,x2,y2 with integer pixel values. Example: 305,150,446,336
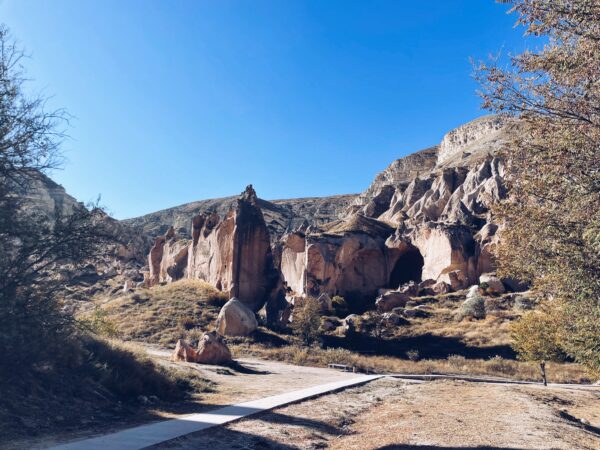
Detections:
2,1,528,219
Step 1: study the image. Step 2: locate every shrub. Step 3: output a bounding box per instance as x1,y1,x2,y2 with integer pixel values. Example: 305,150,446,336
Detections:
79,307,119,337
291,296,322,344
331,295,349,317
458,286,486,320
447,354,467,371
485,356,517,376
406,349,420,361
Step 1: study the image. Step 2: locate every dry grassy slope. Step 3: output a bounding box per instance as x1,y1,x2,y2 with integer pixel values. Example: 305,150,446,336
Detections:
94,280,591,383
96,280,228,347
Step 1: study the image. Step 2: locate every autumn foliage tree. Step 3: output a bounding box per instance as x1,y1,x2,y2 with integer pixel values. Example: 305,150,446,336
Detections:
477,1,600,376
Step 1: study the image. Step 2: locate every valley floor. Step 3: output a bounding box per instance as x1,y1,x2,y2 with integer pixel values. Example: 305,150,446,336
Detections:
7,346,599,450
153,378,600,450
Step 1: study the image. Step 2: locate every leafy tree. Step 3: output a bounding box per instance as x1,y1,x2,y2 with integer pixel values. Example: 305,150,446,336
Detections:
0,25,112,376
511,308,564,385
291,296,322,345
477,0,600,376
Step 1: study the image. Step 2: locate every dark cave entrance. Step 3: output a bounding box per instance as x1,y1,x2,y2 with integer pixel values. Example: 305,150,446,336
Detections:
388,246,424,288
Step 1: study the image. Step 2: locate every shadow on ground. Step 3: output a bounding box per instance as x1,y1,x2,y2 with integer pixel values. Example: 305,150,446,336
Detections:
323,333,516,360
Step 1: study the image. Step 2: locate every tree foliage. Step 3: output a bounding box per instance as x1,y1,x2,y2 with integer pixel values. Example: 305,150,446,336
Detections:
291,296,322,345
0,25,112,375
477,1,600,375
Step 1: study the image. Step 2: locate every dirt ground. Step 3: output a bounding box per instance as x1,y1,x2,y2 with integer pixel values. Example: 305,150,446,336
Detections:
14,354,358,450
155,378,600,450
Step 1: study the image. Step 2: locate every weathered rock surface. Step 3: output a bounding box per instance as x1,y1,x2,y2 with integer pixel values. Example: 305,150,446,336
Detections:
281,215,401,304
124,193,356,243
147,186,279,311
196,331,232,364
375,291,411,312
280,116,513,301
187,185,277,311
141,115,517,318
172,338,200,363
216,298,258,336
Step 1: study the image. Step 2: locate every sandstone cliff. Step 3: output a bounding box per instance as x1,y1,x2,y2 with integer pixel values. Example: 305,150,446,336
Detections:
280,115,515,306
147,185,279,312
144,115,516,316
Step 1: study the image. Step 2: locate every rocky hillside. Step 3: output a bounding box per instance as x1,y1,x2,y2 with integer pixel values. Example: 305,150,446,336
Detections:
123,193,357,242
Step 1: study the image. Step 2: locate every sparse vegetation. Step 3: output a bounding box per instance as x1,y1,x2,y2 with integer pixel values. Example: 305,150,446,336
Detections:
92,279,228,346
457,286,486,320
290,296,322,345
230,341,590,383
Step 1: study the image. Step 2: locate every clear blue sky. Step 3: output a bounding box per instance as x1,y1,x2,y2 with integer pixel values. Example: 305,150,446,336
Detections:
2,1,527,219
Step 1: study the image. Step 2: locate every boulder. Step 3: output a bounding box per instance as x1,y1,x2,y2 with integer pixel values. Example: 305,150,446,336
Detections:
216,298,258,337
321,316,342,332
479,273,506,295
172,339,199,363
317,293,333,313
342,314,360,335
375,291,411,312
417,279,436,296
432,281,451,295
196,331,232,364
382,312,404,325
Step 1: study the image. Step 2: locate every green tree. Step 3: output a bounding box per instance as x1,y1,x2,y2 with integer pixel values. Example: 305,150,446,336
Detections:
511,308,564,385
477,0,600,376
291,296,322,345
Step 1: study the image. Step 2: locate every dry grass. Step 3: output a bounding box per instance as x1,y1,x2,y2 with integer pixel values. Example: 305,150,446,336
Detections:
93,280,227,346
230,342,591,384
387,291,519,347
0,336,212,443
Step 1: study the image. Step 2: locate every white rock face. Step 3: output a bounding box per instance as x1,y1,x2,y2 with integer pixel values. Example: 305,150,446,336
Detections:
437,115,507,167
216,298,258,336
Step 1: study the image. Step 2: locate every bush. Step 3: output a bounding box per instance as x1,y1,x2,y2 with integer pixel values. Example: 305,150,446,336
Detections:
447,354,467,370
331,295,349,317
291,296,322,344
458,286,486,320
485,356,517,376
406,349,420,361
79,307,119,337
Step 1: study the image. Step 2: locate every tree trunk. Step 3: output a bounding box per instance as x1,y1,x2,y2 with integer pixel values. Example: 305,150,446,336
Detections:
540,361,547,386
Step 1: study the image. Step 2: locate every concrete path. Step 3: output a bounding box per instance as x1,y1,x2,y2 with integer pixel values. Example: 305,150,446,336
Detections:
388,373,600,390
50,374,382,450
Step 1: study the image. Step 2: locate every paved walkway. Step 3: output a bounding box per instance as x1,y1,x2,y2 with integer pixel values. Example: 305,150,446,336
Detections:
51,374,382,450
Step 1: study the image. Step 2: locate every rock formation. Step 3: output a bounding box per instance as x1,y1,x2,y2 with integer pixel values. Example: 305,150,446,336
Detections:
146,185,279,312
279,115,514,303
172,333,232,364
216,298,259,336
280,215,402,305
143,115,518,319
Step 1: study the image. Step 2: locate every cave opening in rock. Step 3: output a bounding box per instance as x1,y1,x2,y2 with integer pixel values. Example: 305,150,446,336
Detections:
388,246,424,288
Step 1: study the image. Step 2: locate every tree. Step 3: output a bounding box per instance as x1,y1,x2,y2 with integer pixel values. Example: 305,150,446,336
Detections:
291,296,322,345
511,308,564,385
476,0,600,376
0,24,112,375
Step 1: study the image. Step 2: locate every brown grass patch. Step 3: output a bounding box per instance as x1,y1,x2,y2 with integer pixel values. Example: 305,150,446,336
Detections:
231,341,591,384
94,280,227,346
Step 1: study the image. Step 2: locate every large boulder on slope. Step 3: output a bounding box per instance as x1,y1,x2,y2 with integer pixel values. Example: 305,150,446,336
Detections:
376,291,411,312
216,298,258,336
